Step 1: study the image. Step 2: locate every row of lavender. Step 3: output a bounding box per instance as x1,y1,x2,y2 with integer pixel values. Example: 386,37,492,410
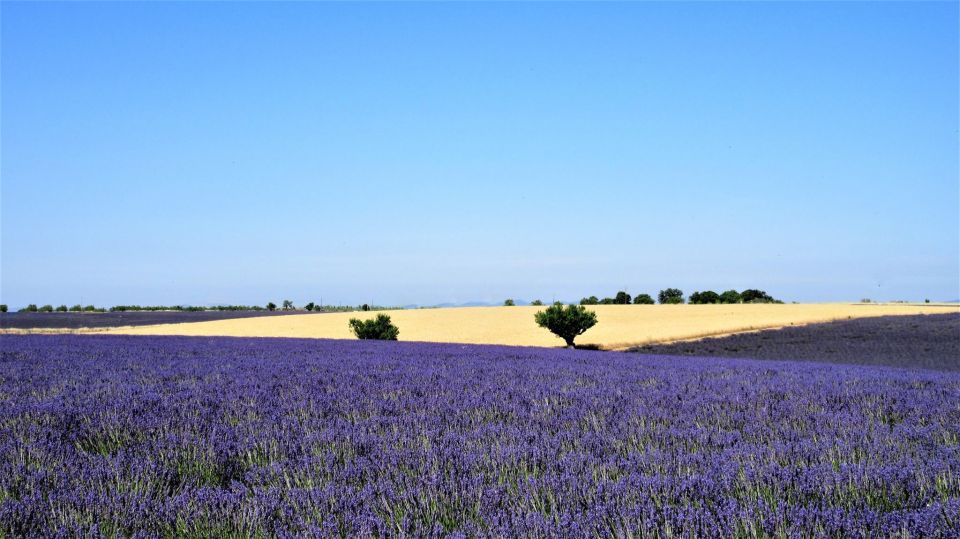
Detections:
1,335,958,537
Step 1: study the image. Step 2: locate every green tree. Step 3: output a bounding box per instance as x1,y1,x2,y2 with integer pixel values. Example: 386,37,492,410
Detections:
503,299,515,306
266,302,277,311
0,304,7,313
658,288,684,304
348,313,399,340
719,290,742,304
633,293,655,305
534,303,598,347
614,291,632,304
579,296,600,305
530,299,544,306
82,305,96,312
55,305,68,312
23,304,39,312
689,291,720,304
282,300,295,311
741,289,776,303
69,304,82,312
304,302,315,311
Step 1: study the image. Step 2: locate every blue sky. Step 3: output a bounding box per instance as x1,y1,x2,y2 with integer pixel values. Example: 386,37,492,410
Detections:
2,2,957,307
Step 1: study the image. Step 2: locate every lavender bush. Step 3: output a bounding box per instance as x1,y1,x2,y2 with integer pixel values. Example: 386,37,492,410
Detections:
1,335,958,537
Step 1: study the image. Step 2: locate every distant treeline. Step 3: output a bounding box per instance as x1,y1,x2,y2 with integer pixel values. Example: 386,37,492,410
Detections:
573,288,782,306
5,302,400,314
110,305,266,312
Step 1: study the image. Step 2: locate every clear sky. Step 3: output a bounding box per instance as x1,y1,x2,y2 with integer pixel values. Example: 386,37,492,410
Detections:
2,2,958,308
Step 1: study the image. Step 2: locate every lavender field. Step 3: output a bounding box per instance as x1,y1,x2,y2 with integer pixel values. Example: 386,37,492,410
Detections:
0,310,311,330
1,335,959,537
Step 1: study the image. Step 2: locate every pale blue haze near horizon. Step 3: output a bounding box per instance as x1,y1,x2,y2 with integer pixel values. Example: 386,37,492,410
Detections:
2,1,958,308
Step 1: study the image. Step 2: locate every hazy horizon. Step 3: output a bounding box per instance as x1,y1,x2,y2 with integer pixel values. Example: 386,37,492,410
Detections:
2,2,958,308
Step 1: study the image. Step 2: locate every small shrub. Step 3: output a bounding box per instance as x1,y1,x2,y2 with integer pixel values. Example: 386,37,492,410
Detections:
348,314,399,340
530,299,544,306
658,289,684,305
534,303,598,347
503,299,515,306
633,294,655,305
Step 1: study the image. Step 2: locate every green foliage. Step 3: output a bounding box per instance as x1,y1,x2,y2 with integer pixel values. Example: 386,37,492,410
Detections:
39,305,54,312
614,291,632,305
22,304,39,313
925,299,931,304
348,313,399,340
266,302,277,311
534,303,598,347
719,290,742,304
69,304,82,312
633,294,655,305
741,289,780,303
361,304,370,311
503,299,515,306
689,291,720,304
281,300,295,311
82,305,101,312
530,300,544,306
599,297,616,305
579,296,599,305
304,302,315,312
55,305,68,312
658,289,684,304
0,304,6,313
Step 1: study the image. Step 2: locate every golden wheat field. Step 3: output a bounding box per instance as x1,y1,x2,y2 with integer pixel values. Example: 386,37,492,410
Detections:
103,303,959,349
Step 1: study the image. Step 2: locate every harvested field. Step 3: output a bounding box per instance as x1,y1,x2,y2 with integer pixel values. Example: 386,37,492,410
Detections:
0,310,313,330
102,303,959,349
2,334,958,537
630,313,960,371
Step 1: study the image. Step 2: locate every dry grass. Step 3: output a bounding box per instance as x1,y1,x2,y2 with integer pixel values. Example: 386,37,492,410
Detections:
101,303,959,349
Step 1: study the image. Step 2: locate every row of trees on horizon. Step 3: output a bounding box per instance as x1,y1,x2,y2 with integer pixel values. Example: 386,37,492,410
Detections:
506,288,782,307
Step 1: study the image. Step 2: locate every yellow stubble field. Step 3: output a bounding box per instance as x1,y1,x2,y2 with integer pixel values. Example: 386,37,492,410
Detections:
104,303,958,350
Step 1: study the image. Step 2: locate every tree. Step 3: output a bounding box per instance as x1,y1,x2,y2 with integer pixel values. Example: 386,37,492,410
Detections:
361,304,370,311
0,305,6,313
348,313,399,340
579,296,600,305
69,304,82,312
266,302,277,311
282,300,295,311
719,290,742,304
658,289,684,304
23,304,39,313
530,299,544,306
82,305,96,312
689,291,720,304
55,305,68,312
304,302,315,311
633,293,655,305
614,291,632,304
741,289,777,303
503,299,515,306
599,297,616,305
534,303,598,348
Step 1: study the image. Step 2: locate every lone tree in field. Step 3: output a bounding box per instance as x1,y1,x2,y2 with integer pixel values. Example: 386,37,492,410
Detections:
282,300,295,311
658,288,684,304
348,313,399,340
304,302,315,312
530,299,544,306
266,302,277,311
503,299,515,306
534,303,598,348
